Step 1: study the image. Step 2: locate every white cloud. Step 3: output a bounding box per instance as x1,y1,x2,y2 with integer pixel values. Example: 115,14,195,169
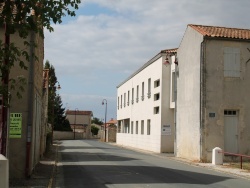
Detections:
45,0,250,119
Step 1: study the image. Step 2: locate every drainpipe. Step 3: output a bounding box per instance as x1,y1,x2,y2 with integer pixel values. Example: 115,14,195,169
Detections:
25,31,35,177
200,39,206,161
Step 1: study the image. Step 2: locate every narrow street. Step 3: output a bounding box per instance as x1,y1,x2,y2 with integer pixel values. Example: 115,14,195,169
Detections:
53,140,250,188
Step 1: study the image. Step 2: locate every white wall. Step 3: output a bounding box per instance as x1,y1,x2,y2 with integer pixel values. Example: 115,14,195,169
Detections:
177,26,203,160
117,53,175,153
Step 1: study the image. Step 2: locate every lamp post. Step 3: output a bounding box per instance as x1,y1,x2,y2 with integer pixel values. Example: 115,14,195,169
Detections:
74,108,78,139
102,99,107,142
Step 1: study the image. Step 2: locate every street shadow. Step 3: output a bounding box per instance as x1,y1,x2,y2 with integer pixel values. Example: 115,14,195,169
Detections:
55,164,234,188
60,151,137,162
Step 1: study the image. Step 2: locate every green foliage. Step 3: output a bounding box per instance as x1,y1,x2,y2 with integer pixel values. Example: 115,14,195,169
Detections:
0,0,81,104
45,61,72,132
91,126,99,136
91,117,103,125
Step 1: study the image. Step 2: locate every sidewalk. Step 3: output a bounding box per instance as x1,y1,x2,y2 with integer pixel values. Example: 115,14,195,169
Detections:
114,143,250,180
9,142,58,188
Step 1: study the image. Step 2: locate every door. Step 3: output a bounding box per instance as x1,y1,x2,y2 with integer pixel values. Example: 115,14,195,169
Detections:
224,110,238,153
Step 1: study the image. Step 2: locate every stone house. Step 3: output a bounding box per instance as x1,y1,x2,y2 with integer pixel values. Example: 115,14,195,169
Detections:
66,110,93,139
116,49,177,152
4,30,45,178
177,24,250,162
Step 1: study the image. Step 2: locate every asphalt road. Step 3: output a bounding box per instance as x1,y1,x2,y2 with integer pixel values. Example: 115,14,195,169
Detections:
53,140,250,188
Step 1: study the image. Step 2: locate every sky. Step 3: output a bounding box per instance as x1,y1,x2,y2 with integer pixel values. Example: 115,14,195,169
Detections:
44,0,250,122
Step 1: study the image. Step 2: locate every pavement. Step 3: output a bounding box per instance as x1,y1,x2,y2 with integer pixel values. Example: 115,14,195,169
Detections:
9,142,58,188
9,140,250,187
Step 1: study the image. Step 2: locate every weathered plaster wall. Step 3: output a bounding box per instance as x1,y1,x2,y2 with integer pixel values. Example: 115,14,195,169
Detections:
204,40,250,161
177,26,203,160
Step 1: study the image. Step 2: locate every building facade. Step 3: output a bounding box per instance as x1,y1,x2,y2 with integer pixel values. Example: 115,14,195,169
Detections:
177,24,250,162
116,49,177,153
66,110,93,138
7,31,45,178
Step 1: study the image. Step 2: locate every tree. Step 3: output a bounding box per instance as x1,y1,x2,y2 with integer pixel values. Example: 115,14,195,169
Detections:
54,95,72,131
91,117,103,125
0,0,81,155
44,61,71,132
91,126,99,136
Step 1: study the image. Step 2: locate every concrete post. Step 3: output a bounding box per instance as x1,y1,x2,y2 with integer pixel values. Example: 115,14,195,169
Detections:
0,154,9,188
212,147,223,165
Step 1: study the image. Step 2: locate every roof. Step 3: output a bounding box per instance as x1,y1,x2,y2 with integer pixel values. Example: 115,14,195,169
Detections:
117,48,177,88
107,118,117,124
66,110,93,116
188,24,250,40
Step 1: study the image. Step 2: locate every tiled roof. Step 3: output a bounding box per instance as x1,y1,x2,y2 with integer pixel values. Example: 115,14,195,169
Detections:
189,24,250,39
161,48,178,54
107,118,117,124
66,110,93,116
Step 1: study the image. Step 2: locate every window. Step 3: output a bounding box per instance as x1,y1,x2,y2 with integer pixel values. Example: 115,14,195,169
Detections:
124,93,126,107
154,106,159,114
147,119,151,135
141,120,144,135
121,95,122,109
127,90,130,106
117,97,119,110
136,121,138,134
136,85,139,103
224,47,240,77
154,79,160,88
224,110,237,115
154,93,160,101
141,82,144,101
148,78,151,98
172,71,176,102
132,88,134,104
131,121,133,134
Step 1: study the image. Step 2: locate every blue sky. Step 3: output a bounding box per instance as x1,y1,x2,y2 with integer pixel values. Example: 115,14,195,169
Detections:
44,0,250,122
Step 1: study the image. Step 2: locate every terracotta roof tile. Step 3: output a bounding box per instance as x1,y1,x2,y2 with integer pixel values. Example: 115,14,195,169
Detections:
66,110,93,116
188,24,250,40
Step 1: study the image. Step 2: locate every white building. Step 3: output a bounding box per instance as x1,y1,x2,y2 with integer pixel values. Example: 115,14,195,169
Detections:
116,49,177,153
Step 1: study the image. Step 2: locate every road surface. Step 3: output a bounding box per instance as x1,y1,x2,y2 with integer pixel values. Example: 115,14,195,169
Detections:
53,140,250,188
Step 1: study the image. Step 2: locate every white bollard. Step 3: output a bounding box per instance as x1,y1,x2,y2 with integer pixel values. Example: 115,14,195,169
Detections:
212,147,223,165
0,154,9,188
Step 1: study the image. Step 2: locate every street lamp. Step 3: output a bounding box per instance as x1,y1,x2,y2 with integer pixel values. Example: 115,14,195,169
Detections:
74,108,78,139
102,99,107,142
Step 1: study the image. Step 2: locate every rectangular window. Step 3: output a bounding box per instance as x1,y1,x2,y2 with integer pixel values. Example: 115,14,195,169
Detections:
121,95,122,109
141,82,144,101
154,93,160,101
118,96,119,110
224,47,240,77
132,88,134,104
136,121,138,134
127,90,130,106
154,79,160,88
154,106,159,114
131,121,133,134
172,71,175,102
124,93,126,107
148,78,151,98
147,119,151,135
141,120,144,135
136,85,139,102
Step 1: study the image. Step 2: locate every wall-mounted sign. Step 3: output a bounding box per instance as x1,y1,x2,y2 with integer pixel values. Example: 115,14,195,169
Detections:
209,112,216,118
162,125,171,135
9,113,22,138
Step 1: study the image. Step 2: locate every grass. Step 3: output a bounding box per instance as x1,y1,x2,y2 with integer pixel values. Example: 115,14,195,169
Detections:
228,162,250,171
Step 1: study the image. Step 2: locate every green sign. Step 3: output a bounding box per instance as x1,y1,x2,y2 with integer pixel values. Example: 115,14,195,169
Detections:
10,113,22,138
